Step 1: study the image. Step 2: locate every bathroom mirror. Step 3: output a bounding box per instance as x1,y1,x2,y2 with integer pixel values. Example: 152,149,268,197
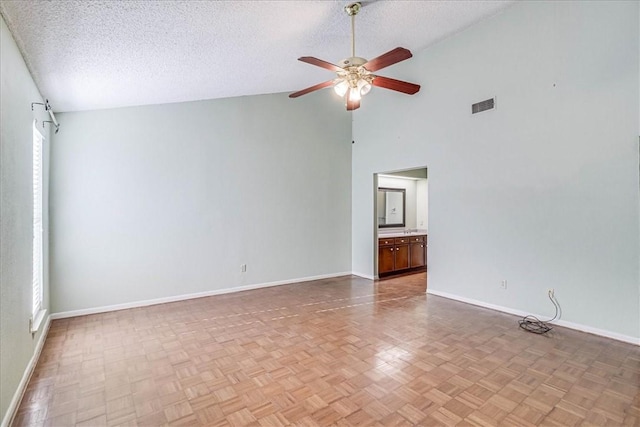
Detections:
377,187,406,228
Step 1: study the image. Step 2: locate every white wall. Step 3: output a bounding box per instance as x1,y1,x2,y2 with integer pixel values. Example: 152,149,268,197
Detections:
416,179,428,230
352,1,640,340
50,92,352,314
0,15,51,424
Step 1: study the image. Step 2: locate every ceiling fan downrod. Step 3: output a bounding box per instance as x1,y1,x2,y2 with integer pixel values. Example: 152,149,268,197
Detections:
335,2,371,106
345,2,361,58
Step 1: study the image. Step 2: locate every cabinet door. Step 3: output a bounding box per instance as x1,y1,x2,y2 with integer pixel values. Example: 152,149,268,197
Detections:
378,246,395,274
410,243,426,268
395,244,410,270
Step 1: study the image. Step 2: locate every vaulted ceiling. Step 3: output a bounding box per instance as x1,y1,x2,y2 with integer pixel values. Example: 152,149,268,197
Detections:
0,0,513,112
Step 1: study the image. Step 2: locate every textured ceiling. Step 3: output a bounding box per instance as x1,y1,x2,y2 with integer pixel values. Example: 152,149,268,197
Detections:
0,0,513,113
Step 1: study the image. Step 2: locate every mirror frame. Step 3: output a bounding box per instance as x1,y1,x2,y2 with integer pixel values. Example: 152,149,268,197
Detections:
378,187,406,228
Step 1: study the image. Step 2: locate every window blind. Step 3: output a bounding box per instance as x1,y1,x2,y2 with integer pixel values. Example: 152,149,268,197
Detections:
32,125,44,319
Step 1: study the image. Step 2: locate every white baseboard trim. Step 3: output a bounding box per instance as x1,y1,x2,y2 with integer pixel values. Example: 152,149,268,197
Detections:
2,315,52,427
51,272,353,320
351,272,375,280
427,289,639,346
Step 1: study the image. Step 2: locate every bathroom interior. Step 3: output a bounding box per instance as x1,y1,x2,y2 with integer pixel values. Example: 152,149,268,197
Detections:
376,167,428,278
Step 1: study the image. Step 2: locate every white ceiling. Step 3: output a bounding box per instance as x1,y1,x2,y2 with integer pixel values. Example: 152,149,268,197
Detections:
0,0,514,113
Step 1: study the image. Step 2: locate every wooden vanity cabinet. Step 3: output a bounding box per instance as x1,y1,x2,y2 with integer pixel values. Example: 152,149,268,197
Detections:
394,237,410,270
378,243,395,275
409,235,426,268
378,234,426,277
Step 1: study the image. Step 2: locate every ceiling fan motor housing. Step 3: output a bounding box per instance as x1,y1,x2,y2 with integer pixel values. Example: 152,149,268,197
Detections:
340,57,367,67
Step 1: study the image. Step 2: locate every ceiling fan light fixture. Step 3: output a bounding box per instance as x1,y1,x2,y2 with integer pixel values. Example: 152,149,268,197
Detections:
334,79,349,97
349,86,362,102
357,79,371,96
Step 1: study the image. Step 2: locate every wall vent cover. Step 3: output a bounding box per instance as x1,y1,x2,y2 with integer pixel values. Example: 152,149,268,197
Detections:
472,97,495,114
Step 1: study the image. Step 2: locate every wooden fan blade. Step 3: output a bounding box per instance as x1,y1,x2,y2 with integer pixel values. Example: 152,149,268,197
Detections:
363,47,413,72
372,75,420,95
346,97,360,111
289,80,335,98
298,57,343,72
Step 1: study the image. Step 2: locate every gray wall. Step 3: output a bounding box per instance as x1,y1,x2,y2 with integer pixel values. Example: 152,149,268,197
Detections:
0,16,51,423
50,93,352,313
352,1,640,339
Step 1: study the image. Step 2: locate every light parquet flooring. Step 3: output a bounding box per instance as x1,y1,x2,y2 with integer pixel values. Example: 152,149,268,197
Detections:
13,273,640,426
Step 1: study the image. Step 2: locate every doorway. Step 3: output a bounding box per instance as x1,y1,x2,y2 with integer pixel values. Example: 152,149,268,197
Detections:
374,167,428,279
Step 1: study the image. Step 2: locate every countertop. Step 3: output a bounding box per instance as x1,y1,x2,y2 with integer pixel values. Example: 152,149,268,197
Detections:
378,230,428,238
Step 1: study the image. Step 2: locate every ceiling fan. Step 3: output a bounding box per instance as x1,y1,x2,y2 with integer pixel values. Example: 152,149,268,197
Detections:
289,2,420,111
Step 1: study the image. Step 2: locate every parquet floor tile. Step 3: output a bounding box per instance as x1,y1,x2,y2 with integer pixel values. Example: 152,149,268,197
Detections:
12,273,640,426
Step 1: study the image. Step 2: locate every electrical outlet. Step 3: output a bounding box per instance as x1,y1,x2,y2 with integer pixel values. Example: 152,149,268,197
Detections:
241,264,247,273
500,280,507,289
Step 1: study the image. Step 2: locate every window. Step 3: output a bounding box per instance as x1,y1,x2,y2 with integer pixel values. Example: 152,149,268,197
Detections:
31,123,45,332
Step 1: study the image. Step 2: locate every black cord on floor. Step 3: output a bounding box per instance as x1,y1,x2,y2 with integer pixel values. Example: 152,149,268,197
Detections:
519,290,560,334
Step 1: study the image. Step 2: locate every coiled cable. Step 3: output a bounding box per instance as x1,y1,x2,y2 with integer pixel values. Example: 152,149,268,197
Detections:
519,289,560,334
